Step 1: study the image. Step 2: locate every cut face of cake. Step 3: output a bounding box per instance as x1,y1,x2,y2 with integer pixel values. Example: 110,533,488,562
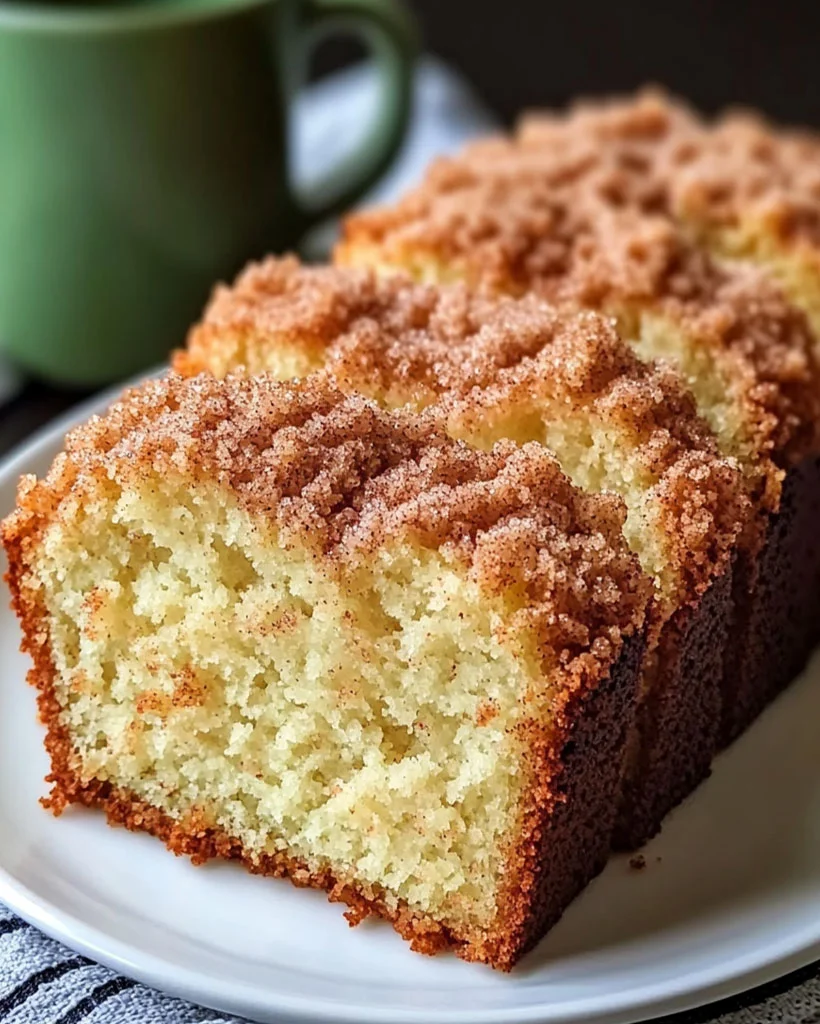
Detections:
336,116,820,758
2,373,650,970
177,258,749,847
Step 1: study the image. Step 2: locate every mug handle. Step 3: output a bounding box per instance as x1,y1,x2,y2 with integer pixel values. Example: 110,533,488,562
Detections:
289,0,417,229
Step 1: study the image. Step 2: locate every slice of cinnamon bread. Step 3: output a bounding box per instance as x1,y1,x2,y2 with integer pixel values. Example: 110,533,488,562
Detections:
2,372,650,971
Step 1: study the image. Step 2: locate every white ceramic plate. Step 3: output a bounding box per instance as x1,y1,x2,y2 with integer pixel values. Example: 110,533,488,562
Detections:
2,389,820,1024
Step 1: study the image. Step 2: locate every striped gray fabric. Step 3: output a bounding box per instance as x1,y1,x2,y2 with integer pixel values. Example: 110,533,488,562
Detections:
0,906,242,1023
2,902,820,1023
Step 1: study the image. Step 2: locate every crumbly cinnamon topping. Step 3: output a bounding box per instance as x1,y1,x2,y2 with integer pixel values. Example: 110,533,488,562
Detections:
669,114,820,247
4,373,650,658
182,258,718,456
178,258,748,600
518,89,820,247
338,99,820,468
179,256,588,399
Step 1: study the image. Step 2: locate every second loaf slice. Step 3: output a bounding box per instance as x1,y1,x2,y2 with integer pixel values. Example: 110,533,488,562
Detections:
177,256,749,849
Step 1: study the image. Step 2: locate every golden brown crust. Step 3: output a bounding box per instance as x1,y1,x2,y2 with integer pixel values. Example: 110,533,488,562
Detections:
721,456,820,745
338,106,820,474
179,258,747,608
491,629,645,961
2,372,649,678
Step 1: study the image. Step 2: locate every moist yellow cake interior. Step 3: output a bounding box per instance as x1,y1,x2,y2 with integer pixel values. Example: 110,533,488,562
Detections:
32,471,547,939
443,400,677,601
619,310,753,464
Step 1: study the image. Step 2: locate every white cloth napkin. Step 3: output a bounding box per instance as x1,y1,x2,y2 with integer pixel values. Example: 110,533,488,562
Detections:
296,54,499,258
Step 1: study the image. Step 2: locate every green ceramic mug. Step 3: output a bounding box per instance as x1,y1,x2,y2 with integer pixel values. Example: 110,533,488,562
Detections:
0,0,415,385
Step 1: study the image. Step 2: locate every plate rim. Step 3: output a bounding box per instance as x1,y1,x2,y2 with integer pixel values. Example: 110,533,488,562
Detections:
1,381,819,1024
2,857,820,1024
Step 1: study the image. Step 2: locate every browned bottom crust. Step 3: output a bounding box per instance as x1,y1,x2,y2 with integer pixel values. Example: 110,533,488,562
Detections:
49,771,461,955
613,567,733,851
722,456,820,746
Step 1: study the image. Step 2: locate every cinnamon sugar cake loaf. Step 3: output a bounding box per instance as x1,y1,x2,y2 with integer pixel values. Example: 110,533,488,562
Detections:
6,93,820,972
3,372,650,970
337,97,820,841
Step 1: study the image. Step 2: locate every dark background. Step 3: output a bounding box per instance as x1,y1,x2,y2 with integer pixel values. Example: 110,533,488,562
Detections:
410,0,820,127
